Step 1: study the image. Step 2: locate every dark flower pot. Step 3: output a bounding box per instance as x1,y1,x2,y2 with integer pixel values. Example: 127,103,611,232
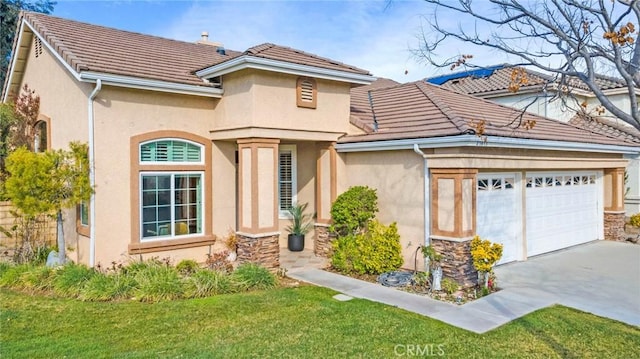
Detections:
288,234,305,252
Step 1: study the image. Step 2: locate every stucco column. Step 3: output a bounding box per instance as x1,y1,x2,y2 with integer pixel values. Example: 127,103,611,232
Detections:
314,142,337,257
236,138,280,270
430,168,478,286
604,167,626,241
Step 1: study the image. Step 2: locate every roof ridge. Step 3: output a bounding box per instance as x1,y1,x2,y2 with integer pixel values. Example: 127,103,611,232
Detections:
23,11,229,51
415,81,471,134
245,42,369,74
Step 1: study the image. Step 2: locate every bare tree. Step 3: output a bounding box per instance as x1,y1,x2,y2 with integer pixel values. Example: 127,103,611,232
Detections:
416,0,640,131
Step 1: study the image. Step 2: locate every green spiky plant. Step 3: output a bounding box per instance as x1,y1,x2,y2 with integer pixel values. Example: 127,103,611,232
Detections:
286,202,313,236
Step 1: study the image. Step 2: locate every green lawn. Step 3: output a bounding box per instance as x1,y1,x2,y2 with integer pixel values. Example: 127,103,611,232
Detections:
1,286,638,358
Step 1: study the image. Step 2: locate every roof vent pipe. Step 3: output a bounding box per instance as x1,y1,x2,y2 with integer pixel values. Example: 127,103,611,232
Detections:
216,46,226,56
201,31,209,42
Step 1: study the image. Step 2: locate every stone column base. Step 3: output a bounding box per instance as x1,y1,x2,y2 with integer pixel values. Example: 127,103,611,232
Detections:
430,237,477,287
313,224,334,258
604,211,626,241
236,232,280,271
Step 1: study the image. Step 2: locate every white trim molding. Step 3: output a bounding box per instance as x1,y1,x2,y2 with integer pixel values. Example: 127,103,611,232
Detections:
196,55,375,85
336,134,640,155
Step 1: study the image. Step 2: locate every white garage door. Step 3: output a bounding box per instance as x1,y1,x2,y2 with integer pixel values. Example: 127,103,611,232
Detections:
525,171,601,257
476,173,521,264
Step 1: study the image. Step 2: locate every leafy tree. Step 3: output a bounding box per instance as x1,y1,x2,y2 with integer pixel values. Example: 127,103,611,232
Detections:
417,0,640,131
1,0,56,93
4,142,92,263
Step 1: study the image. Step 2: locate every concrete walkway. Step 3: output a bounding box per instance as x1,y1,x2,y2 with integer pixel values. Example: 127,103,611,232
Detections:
286,241,640,334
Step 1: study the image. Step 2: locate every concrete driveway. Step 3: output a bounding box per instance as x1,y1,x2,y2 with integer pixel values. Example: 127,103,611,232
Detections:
494,240,640,327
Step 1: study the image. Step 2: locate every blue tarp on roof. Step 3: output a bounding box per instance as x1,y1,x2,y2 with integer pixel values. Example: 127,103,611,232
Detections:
426,65,506,85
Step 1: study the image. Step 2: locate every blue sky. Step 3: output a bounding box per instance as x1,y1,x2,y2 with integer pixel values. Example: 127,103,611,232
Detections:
51,0,509,82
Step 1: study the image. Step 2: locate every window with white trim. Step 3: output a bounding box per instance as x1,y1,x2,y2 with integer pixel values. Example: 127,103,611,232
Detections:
139,139,204,240
278,145,297,218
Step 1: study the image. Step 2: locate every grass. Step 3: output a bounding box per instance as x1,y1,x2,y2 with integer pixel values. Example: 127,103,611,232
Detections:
1,286,638,358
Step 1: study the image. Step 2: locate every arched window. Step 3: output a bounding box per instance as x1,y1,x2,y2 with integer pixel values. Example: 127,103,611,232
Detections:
138,139,204,240
34,118,49,153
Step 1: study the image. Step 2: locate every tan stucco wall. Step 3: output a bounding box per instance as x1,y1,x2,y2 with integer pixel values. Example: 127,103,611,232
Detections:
90,87,219,265
212,69,352,140
342,150,425,271
17,37,94,263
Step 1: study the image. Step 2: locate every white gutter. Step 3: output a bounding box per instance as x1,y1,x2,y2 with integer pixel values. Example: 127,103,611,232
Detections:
79,72,223,98
195,55,375,85
413,144,430,271
88,79,102,268
335,134,640,155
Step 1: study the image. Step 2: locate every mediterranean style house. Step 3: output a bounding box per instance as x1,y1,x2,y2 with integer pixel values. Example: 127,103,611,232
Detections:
3,12,638,285
428,65,640,215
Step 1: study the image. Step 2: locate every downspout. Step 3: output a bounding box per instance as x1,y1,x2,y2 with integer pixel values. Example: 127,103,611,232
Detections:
88,79,102,267
413,144,430,270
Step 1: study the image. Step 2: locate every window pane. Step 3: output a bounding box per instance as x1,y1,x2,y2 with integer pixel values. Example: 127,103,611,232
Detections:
140,140,202,162
279,151,293,211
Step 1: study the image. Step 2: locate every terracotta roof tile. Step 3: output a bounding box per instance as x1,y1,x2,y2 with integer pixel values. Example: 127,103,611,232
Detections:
24,12,241,87
569,115,640,144
345,81,637,148
21,12,369,88
243,43,370,75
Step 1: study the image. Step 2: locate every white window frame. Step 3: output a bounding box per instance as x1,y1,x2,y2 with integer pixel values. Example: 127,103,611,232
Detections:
139,171,205,241
278,145,297,219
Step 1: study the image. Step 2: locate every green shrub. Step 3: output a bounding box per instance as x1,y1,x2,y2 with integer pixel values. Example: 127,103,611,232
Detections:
331,220,403,275
20,265,53,292
330,186,378,236
0,264,30,288
0,261,13,277
52,263,96,298
441,278,459,295
630,213,640,227
80,272,135,301
176,259,199,276
133,263,185,302
232,263,277,290
186,269,237,298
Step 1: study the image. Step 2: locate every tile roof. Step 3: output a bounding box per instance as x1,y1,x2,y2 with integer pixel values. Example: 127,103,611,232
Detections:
432,65,628,96
344,80,637,147
243,43,370,75
19,12,369,88
569,115,640,144
23,12,242,87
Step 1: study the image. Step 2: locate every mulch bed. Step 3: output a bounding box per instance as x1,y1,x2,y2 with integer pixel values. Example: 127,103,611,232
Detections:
324,266,499,305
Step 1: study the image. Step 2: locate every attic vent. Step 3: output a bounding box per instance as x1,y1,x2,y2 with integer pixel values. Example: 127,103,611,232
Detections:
296,77,317,109
34,37,43,58
207,76,223,89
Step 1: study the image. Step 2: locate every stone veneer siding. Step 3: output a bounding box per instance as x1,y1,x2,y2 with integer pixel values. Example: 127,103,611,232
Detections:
604,211,626,241
314,224,334,258
430,237,477,287
236,233,280,271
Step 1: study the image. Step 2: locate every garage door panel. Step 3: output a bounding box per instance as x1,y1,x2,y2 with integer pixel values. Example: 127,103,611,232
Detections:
525,171,600,257
476,174,520,264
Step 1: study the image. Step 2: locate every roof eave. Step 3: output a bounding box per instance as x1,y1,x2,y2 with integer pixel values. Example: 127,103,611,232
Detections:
335,134,640,155
5,17,223,100
196,55,375,85
80,72,223,98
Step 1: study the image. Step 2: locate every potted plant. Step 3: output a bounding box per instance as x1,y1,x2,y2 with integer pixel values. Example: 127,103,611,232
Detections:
286,202,313,251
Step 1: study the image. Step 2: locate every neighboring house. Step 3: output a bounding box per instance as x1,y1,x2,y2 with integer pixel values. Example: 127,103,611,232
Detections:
429,65,640,215
2,13,637,285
